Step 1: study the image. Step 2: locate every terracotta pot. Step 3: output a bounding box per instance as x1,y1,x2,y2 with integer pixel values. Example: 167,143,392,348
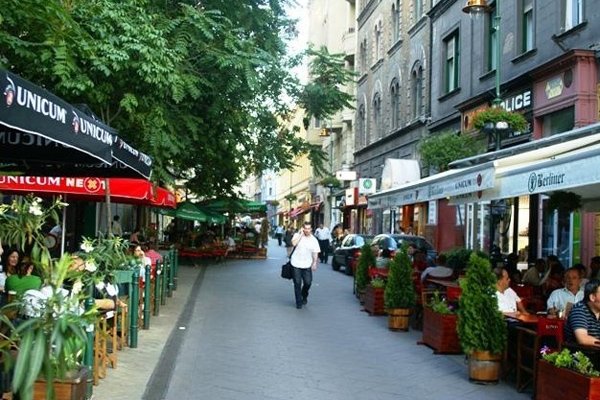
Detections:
421,307,461,354
388,308,410,331
468,350,502,383
536,360,600,400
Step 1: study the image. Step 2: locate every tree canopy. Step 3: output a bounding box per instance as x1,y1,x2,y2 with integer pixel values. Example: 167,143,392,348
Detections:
418,130,482,173
0,0,338,197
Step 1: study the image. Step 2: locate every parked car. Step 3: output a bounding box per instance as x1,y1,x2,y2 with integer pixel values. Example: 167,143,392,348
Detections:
331,234,374,276
370,234,437,267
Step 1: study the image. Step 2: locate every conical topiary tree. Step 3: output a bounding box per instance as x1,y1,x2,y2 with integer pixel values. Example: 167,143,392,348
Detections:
457,253,507,355
355,243,376,294
384,245,416,310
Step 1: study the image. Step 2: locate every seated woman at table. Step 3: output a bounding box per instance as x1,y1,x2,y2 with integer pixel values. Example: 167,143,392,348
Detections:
5,261,42,297
494,267,529,315
547,267,583,317
564,279,600,347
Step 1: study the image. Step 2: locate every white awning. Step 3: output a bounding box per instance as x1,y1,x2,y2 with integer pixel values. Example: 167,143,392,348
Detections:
450,141,600,206
380,158,420,190
368,164,495,209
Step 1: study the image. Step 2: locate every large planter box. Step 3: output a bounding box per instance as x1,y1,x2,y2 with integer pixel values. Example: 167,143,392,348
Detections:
363,286,386,315
420,307,461,354
34,367,88,400
536,359,600,400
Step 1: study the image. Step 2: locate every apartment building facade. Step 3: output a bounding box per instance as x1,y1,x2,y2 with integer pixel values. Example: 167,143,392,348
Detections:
369,0,600,263
354,0,431,235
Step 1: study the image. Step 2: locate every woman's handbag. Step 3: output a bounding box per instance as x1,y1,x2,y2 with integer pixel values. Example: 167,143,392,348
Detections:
281,242,298,280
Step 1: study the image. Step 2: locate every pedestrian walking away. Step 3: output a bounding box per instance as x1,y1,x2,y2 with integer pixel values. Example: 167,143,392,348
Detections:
284,225,295,256
314,223,331,263
290,221,320,309
275,224,284,246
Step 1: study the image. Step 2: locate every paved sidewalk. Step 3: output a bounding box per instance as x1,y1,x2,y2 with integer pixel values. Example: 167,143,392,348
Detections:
93,241,532,399
92,264,203,400
163,242,530,400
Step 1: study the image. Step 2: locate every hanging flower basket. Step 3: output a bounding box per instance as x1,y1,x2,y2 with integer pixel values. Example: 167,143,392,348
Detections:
472,107,528,133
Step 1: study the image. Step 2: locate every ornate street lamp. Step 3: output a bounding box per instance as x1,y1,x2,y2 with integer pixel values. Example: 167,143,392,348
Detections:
463,0,502,107
464,0,507,255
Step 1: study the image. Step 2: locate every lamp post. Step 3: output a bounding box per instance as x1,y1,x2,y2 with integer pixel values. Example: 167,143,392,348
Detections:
463,0,502,107
464,0,505,255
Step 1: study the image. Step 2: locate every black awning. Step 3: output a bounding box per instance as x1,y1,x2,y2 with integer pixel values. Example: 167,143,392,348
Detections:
0,69,152,179
0,69,113,165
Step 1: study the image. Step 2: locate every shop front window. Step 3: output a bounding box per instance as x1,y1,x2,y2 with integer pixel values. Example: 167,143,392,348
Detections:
541,196,572,267
542,106,574,137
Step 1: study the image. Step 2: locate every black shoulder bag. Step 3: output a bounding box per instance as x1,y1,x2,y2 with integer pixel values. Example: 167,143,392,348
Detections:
281,243,298,280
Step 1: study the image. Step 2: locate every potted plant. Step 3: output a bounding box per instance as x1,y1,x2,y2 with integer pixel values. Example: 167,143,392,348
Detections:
354,243,376,302
537,348,600,400
384,245,416,331
0,195,97,400
363,277,386,316
420,291,461,354
457,252,507,383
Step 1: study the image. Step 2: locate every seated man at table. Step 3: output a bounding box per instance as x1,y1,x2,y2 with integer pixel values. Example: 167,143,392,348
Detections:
564,279,600,347
420,254,453,282
547,267,583,316
494,267,529,314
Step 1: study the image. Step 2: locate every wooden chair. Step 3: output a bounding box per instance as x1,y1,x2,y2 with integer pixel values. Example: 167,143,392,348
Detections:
515,325,539,392
93,316,108,385
116,297,129,350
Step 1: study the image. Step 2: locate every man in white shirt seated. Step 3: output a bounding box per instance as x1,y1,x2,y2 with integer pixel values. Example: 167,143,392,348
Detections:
547,267,583,316
495,267,529,314
421,254,453,282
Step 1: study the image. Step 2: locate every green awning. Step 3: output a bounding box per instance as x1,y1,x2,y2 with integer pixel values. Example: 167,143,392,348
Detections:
200,198,266,213
156,201,208,222
156,201,227,224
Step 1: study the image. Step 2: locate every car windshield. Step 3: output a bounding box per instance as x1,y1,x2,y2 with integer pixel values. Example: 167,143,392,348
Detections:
355,236,365,246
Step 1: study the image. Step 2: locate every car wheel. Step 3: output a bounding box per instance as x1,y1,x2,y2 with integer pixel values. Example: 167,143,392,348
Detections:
332,258,340,271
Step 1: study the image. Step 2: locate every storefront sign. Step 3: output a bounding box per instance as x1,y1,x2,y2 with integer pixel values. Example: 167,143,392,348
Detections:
501,89,532,112
545,76,564,99
428,200,437,225
336,170,357,181
368,166,495,209
359,178,377,194
450,146,600,204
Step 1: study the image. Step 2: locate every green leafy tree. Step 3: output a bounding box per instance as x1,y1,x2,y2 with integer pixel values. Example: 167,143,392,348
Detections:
297,45,355,121
457,253,507,355
355,243,376,294
0,0,332,196
384,245,416,309
418,130,482,172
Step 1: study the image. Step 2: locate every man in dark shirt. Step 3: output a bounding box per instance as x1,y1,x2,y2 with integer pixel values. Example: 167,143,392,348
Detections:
565,279,600,346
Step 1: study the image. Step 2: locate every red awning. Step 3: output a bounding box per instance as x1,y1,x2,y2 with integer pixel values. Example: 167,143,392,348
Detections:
289,205,310,218
150,187,176,208
0,176,175,208
310,202,323,210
